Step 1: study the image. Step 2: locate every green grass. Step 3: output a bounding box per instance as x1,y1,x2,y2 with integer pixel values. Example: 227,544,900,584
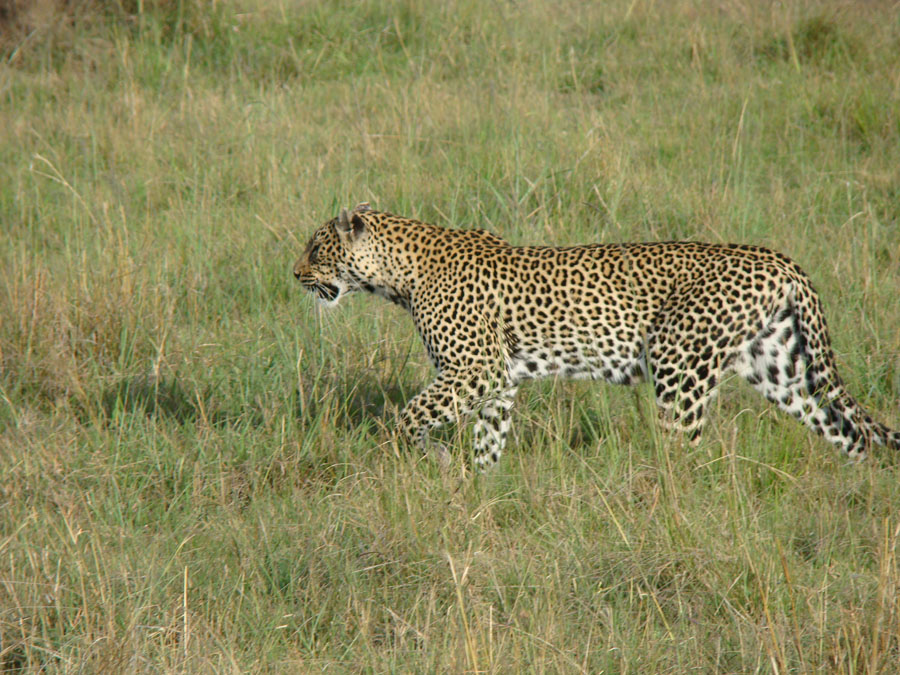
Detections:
2,0,900,671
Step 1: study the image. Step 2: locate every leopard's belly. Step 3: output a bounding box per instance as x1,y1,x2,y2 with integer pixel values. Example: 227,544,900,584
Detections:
506,331,647,385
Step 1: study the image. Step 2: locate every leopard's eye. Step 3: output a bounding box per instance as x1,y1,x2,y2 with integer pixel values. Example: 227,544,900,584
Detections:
308,243,320,264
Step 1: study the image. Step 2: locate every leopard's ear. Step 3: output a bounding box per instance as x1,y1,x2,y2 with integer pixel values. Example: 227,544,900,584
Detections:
353,202,372,213
337,208,350,231
336,206,368,243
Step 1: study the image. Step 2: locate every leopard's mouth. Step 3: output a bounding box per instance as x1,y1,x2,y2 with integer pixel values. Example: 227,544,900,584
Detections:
314,283,340,302
302,281,341,304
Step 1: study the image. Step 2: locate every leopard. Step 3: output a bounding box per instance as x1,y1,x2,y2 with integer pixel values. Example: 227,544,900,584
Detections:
293,202,899,469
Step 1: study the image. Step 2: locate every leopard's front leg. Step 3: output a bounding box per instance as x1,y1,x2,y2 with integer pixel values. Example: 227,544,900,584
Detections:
396,371,478,464
472,385,518,469
396,369,513,468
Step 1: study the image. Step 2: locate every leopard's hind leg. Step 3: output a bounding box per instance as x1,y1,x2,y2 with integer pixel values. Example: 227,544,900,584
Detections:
645,286,737,442
732,296,884,459
647,350,719,442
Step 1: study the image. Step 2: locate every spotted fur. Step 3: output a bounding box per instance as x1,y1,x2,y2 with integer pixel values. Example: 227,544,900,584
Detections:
293,203,899,468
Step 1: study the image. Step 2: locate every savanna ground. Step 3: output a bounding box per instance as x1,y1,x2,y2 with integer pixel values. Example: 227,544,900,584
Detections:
2,0,900,671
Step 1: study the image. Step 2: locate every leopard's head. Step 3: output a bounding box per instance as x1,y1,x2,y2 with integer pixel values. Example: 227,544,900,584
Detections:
293,202,378,306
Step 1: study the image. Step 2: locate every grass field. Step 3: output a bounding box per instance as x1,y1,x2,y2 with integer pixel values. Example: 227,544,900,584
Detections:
2,0,900,671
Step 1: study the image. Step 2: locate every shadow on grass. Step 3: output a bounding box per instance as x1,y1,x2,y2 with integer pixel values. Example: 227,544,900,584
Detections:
98,372,411,433
296,372,410,431
99,376,263,429
102,376,201,423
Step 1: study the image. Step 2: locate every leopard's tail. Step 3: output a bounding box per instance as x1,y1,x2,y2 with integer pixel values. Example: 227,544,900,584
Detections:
872,421,900,451
790,274,900,457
